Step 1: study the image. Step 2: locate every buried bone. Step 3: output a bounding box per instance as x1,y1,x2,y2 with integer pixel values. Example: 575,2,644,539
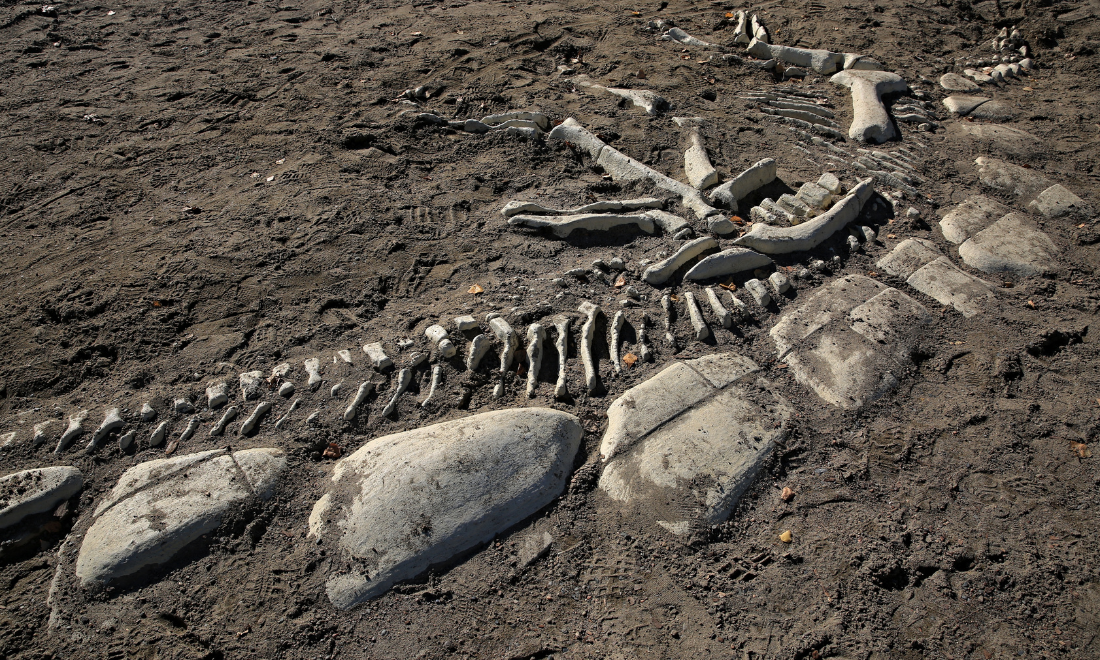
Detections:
150,421,168,447
304,358,322,390
344,382,375,421
735,179,874,254
240,402,272,436
643,237,719,285
526,324,546,397
685,248,774,281
683,292,710,341
210,406,239,436
705,287,734,328
206,382,229,409
275,399,301,430
32,420,55,447
683,129,719,190
831,70,908,143
708,158,777,210
87,408,123,451
747,40,843,74
610,312,626,373
54,410,89,454
425,325,457,359
178,417,199,445
422,366,443,407
507,213,656,237
383,369,413,416
491,318,519,399
467,334,491,371
363,342,393,369
547,316,570,400
637,318,653,362
500,198,661,217
579,302,602,395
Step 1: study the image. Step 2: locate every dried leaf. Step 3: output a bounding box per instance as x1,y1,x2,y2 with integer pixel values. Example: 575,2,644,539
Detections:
670,294,680,302
781,487,795,501
632,10,640,15
779,530,792,543
614,274,627,287
1027,300,1036,309
467,284,484,294
730,215,744,224
165,439,179,456
886,233,897,239
623,352,638,367
1072,442,1091,459
719,281,736,291
323,442,342,459
867,271,879,277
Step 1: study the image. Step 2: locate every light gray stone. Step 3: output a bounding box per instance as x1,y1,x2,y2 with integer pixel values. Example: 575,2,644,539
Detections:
769,271,791,294
173,398,194,414
876,238,944,278
0,466,82,530
643,237,719,285
958,212,1059,278
770,275,932,409
482,111,549,131
240,371,264,401
310,408,582,608
278,381,295,398
1028,184,1090,218
685,248,773,281
75,448,285,586
907,257,997,318
598,353,787,534
943,95,990,115
831,70,908,143
968,100,1016,121
453,315,479,332
140,403,156,422
797,182,834,210
975,157,1053,198
940,73,981,92
363,342,392,369
744,279,771,306
940,196,1009,244
206,382,229,409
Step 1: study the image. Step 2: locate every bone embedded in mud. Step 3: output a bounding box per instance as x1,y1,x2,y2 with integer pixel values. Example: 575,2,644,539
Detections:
684,129,719,190
467,334,491,371
831,70,908,143
643,237,720,285
140,402,156,422
733,11,750,43
508,212,656,237
54,410,88,454
769,272,791,294
274,398,301,430
331,382,344,397
708,158,778,210
422,366,443,407
75,448,285,587
746,40,844,74
1028,184,1091,219
210,406,237,436
481,111,550,131
661,26,718,48
546,117,607,158
682,291,710,341
744,278,771,306
637,317,654,362
304,358,322,390
685,248,773,281
311,409,581,608
940,72,981,92
876,239,997,317
335,349,353,364
240,402,271,436
797,182,835,210
644,209,691,235
751,14,769,43
150,421,168,447
0,466,83,530
500,198,662,218
383,369,412,416
735,179,874,254
490,317,519,375
958,212,1059,278
278,382,295,397
87,408,123,451
344,382,375,421
206,382,228,409
118,431,135,450
363,342,393,369
579,301,602,395
608,312,625,373
177,417,199,445
425,325,458,359
453,315,479,332
525,324,546,396
240,370,264,400
661,294,674,333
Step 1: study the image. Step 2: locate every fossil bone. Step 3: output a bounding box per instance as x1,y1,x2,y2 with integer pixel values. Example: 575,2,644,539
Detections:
54,410,88,454
831,69,908,143
705,287,733,328
383,369,412,416
683,292,710,340
553,315,570,400
344,382,375,421
210,406,237,436
87,408,123,451
735,179,875,254
421,365,443,407
466,334,491,371
525,324,546,397
240,402,271,435
642,237,719,285
579,301,602,395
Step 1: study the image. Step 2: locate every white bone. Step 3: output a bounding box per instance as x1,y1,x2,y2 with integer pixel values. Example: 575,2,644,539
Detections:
683,292,710,340
705,287,733,328
609,312,626,373
240,402,271,435
383,369,412,416
210,406,237,436
553,316,570,400
467,334,491,371
54,410,88,453
87,408,123,450
643,237,719,285
831,70,908,143
363,342,393,369
579,301,602,395
708,158,777,210
344,382,375,421
684,129,719,189
735,179,874,254
525,324,546,397
421,365,443,407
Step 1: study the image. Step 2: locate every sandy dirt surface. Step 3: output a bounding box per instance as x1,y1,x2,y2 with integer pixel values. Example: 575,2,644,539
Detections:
1,0,1100,657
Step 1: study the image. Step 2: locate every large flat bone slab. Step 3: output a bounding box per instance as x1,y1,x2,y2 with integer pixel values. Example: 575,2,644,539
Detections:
0,466,83,530
599,353,787,534
975,157,1053,198
708,158,777,210
75,448,285,585
643,237,719,285
508,213,655,237
958,212,1059,278
747,39,843,74
735,179,874,254
548,118,720,220
311,408,582,608
1028,184,1091,218
770,275,931,409
501,198,661,217
939,195,1008,244
831,70,908,143
684,248,773,281
876,239,997,317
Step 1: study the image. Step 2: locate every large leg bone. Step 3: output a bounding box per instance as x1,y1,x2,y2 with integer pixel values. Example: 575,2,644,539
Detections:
382,369,412,416
240,402,271,436
553,315,570,400
684,129,719,190
831,70,908,143
87,408,123,451
683,292,710,341
642,237,719,285
735,179,875,254
708,158,777,211
490,318,519,398
525,324,545,397
685,248,773,281
609,311,626,373
705,287,734,328
579,302,602,395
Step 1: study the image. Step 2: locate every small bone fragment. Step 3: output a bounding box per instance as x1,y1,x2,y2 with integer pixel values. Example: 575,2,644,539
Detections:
466,334,491,371
363,342,393,369
383,369,412,416
344,382,375,421
777,194,812,217
210,406,238,436
645,209,691,235
87,408,123,450
735,179,875,254
724,290,749,320
173,398,194,414
275,398,301,430
271,362,290,379
278,382,295,397
609,312,626,373
684,248,773,281
306,411,319,426
464,119,490,133
751,14,769,43
500,198,661,217
118,431,135,450
744,279,772,306
708,216,736,235
482,111,550,131
304,358,322,390
422,366,443,407
683,292,710,340
507,212,655,237
240,402,272,435
708,158,777,210
335,349,352,364
54,410,88,453
525,324,546,396
331,382,344,397
32,420,54,447
453,315,478,332
831,70,908,143
141,402,156,422
643,237,719,285
769,271,792,294
553,316,570,400
178,417,199,444
206,382,229,409
579,302,602,395
406,352,428,369
150,421,168,447
704,287,733,328
661,27,717,48
684,130,719,189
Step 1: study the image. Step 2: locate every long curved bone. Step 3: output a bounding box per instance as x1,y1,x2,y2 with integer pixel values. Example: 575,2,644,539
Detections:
382,369,412,416
240,402,271,435
553,316,570,400
525,324,545,397
508,213,656,237
831,70,908,143
579,302,602,395
55,410,88,454
708,158,777,210
735,179,874,254
685,248,773,281
642,237,719,285
501,198,661,217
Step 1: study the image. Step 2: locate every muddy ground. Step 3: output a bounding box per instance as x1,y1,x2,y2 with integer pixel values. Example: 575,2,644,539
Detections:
1,0,1100,657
